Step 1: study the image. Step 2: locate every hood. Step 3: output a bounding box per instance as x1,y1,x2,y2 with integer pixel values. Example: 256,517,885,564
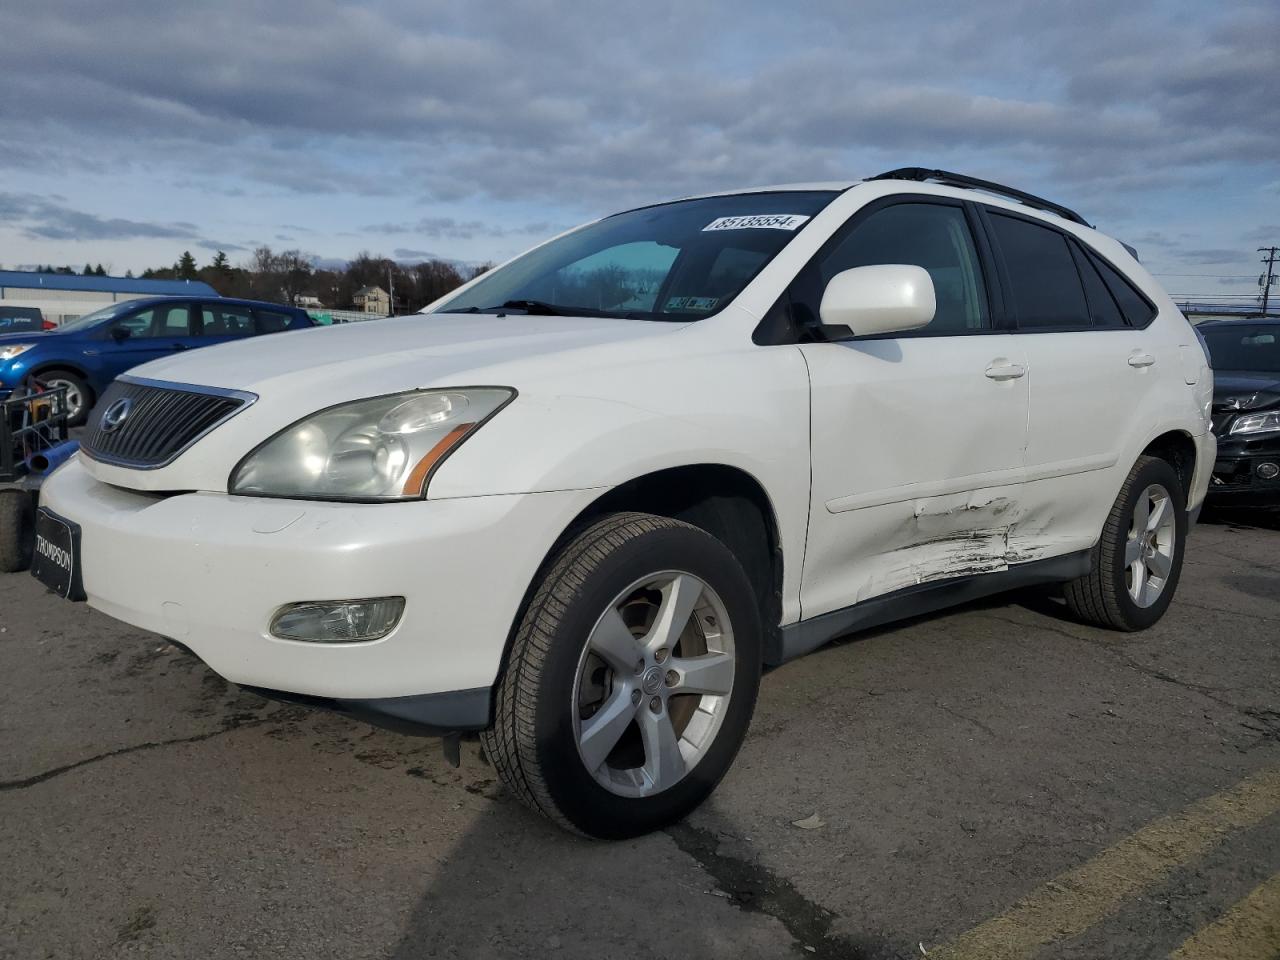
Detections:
0,330,51,345
77,311,688,492
132,312,678,398
1212,371,1280,412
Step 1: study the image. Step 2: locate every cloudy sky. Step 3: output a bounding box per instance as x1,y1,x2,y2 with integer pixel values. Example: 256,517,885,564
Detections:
1,0,1277,304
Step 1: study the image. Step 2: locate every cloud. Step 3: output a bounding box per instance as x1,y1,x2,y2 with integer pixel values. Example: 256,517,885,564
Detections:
366,217,563,240
2,0,1275,210
1176,248,1247,265
0,192,198,241
194,239,249,253
0,0,1275,281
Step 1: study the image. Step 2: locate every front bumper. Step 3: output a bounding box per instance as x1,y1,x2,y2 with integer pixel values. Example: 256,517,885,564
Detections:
40,457,600,708
1207,433,1280,503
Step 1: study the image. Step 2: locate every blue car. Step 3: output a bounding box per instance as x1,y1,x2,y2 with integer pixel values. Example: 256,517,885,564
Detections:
0,296,314,425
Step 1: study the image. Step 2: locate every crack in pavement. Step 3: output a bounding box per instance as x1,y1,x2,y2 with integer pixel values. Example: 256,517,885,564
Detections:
666,821,896,959
0,717,269,793
976,612,1277,749
1173,598,1280,624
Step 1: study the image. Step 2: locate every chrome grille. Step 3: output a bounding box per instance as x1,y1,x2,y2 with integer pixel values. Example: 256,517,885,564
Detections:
82,377,255,469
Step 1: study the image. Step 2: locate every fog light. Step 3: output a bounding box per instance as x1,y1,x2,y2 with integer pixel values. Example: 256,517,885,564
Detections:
270,597,405,643
1257,462,1280,480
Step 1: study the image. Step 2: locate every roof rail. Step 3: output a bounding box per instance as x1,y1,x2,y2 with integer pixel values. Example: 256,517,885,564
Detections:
866,167,1091,227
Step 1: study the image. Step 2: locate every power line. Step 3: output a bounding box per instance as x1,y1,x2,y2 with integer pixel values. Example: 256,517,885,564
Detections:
1152,273,1255,279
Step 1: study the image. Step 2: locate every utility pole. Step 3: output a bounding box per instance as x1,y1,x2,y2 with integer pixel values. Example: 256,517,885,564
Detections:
387,265,395,317
1261,246,1279,317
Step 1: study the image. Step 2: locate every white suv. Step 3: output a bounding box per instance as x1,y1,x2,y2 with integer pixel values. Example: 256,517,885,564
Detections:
34,168,1214,838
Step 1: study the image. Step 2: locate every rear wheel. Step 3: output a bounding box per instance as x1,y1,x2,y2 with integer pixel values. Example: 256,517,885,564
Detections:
0,489,35,573
36,371,92,427
482,512,762,839
1064,455,1187,631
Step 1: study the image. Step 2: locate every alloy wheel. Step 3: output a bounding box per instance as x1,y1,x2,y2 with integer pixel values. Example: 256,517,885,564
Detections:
46,378,84,421
572,571,736,798
1125,482,1177,608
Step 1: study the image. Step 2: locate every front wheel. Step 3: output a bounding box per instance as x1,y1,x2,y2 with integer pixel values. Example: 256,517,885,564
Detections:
0,489,35,573
36,371,93,428
482,512,762,839
1064,455,1187,631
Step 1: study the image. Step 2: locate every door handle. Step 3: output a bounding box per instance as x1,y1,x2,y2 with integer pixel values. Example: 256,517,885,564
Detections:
1127,353,1156,368
985,361,1027,381
171,343,188,351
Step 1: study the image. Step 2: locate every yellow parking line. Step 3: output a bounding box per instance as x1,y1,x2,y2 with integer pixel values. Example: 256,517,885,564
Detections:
1170,873,1280,960
928,768,1280,960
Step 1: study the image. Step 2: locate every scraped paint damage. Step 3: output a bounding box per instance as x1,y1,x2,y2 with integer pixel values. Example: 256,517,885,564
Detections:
858,491,1057,601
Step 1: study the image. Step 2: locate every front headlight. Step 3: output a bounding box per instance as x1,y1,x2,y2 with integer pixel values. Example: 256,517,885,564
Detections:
230,387,514,500
1229,410,1280,437
0,344,36,362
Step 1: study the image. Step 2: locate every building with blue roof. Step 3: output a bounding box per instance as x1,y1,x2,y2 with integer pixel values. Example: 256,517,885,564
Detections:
0,270,219,327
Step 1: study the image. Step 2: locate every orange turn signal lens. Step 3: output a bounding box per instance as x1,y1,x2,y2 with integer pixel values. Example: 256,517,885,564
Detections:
401,422,476,496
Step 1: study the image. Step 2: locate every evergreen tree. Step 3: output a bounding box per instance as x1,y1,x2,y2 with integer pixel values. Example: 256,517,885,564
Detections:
177,250,198,280
94,264,106,276
82,263,94,276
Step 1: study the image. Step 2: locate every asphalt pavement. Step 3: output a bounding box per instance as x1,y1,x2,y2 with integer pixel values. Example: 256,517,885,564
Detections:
2,507,1277,959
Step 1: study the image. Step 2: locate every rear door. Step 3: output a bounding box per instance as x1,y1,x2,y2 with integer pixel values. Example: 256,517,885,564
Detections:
198,302,256,347
795,197,1031,618
981,208,1161,555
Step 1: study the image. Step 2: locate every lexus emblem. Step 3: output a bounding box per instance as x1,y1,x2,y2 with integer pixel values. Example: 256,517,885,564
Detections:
100,397,134,433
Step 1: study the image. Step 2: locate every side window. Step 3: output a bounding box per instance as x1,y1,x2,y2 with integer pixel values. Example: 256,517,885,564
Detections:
813,203,989,332
988,213,1089,329
253,309,294,334
115,303,192,338
201,305,254,337
1087,251,1156,327
113,310,153,339
1070,243,1126,327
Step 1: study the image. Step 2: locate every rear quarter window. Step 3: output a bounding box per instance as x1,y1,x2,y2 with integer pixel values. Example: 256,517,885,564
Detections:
254,309,295,334
1086,250,1157,327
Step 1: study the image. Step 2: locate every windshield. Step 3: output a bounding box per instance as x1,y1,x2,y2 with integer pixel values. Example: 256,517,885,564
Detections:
54,302,133,333
1201,324,1280,373
431,191,838,321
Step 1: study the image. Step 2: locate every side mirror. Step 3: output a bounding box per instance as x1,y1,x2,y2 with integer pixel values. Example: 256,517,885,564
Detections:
110,325,132,342
818,264,936,339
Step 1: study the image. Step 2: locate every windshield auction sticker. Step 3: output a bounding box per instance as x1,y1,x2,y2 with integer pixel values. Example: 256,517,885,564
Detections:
702,214,810,232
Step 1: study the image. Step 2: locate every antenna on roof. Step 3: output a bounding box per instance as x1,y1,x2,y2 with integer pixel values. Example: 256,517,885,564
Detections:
866,167,1091,227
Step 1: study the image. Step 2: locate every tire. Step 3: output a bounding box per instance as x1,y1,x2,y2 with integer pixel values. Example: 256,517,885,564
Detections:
0,489,35,573
1064,455,1188,631
36,370,92,428
482,512,763,839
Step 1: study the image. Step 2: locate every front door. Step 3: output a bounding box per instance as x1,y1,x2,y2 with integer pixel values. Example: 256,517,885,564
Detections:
793,198,1031,618
104,301,198,377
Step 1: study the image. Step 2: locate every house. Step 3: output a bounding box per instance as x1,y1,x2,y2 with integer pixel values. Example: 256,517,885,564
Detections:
353,285,391,315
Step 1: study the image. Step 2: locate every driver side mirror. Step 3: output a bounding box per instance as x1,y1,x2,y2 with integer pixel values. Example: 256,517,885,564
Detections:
110,324,132,342
817,264,936,340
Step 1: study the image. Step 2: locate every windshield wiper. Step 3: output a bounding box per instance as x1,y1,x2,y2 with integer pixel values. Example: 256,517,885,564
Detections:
493,300,571,315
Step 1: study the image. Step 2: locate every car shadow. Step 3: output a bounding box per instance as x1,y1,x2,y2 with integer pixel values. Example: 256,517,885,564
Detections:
377,743,807,960
1198,503,1280,532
